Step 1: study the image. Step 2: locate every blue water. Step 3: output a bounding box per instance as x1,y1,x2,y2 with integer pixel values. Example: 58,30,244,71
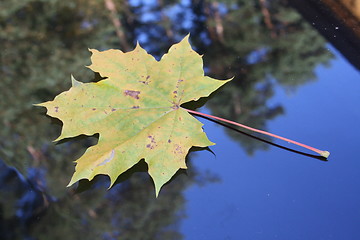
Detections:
2,3,360,238
181,46,360,239
1,38,358,240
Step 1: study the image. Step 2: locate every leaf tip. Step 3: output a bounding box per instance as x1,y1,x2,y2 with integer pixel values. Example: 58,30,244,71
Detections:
53,134,65,143
71,75,83,87
135,41,141,48
151,175,166,198
108,175,117,190
180,33,191,47
223,76,235,84
33,102,45,107
67,176,77,187
154,185,162,198
88,48,96,53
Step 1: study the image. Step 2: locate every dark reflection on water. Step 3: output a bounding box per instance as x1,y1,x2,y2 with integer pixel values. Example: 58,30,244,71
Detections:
0,0,344,239
0,156,212,240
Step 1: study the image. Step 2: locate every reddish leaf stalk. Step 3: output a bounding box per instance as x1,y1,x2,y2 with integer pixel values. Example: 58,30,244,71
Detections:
184,108,330,158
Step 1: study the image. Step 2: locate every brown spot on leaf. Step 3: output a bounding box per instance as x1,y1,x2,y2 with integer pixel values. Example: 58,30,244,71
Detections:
124,90,140,99
132,106,140,109
178,79,184,83
111,108,116,112
146,135,157,149
174,144,183,154
54,106,59,112
92,108,96,111
168,139,171,143
139,75,151,85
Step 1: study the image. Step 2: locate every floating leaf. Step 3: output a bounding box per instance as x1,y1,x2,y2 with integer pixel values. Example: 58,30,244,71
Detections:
36,35,231,196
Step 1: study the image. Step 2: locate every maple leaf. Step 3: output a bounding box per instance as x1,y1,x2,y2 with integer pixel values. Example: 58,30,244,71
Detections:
36,35,231,196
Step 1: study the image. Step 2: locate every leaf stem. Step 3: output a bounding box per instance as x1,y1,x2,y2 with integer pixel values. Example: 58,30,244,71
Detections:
184,108,330,158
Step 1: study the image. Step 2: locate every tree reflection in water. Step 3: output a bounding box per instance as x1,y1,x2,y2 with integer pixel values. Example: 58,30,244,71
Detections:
0,0,332,239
